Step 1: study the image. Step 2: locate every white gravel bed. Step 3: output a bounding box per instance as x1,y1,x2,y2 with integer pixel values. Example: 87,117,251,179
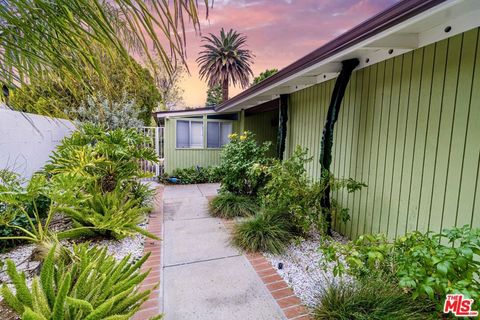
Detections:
0,221,148,288
264,231,352,308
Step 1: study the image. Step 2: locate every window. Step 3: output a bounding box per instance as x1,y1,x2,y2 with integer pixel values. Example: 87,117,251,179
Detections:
207,122,232,148
176,120,204,148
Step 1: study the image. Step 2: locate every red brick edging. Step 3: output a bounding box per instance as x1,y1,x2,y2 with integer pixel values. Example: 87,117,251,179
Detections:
245,253,313,320
132,186,164,320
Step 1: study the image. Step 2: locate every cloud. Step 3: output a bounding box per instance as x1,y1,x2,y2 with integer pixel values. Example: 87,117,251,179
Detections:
179,0,399,107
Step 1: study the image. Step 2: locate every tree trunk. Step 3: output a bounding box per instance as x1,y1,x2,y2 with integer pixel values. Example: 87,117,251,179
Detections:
319,58,359,236
222,78,229,102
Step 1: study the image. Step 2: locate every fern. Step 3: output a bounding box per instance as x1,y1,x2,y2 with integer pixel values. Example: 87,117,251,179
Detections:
0,244,161,319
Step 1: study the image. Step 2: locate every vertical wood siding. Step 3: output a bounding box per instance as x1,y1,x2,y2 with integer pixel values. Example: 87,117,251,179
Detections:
286,29,480,239
244,109,279,157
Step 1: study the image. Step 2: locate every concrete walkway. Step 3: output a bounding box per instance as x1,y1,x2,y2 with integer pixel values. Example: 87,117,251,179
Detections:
161,184,286,320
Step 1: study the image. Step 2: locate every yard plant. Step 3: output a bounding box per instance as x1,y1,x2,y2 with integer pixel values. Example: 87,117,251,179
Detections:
319,225,480,313
209,193,259,219
314,277,434,320
1,244,161,319
219,131,271,196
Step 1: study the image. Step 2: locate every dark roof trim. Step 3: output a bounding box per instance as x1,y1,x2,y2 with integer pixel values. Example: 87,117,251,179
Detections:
245,99,279,116
216,0,447,111
153,106,214,116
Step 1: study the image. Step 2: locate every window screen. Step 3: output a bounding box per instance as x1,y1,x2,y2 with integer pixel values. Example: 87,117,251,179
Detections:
190,121,203,148
176,120,189,148
207,121,232,148
207,122,220,148
176,120,204,148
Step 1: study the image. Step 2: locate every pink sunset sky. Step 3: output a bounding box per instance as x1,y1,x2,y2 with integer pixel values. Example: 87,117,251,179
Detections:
180,0,399,107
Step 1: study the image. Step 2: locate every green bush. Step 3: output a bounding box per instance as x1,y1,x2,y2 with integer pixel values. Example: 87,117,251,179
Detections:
45,123,158,193
314,278,434,320
209,192,258,219
219,131,271,196
261,146,365,234
319,225,480,312
0,173,93,260
0,170,51,252
162,166,222,184
1,244,161,319
231,209,299,254
63,185,158,240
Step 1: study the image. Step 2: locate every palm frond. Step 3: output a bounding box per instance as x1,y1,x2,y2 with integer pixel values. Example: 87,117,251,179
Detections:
0,0,209,90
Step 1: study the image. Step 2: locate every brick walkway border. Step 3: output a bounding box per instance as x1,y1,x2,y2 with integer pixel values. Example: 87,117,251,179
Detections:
222,220,313,320
133,185,164,320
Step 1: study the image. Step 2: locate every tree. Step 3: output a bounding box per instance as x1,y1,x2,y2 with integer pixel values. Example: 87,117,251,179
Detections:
252,68,278,86
0,0,208,112
10,47,161,124
148,56,186,110
205,84,223,107
197,28,254,101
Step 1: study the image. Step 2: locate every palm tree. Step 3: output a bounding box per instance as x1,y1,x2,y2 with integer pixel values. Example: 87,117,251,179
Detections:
0,0,208,102
197,28,254,102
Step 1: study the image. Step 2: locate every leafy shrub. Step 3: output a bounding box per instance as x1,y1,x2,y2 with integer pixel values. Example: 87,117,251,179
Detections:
129,181,156,207
232,209,299,254
0,173,90,260
209,192,258,219
71,94,144,130
261,146,365,234
0,170,51,252
162,166,222,184
219,131,271,196
314,278,434,320
319,225,480,312
64,186,158,240
1,244,161,319
45,123,158,193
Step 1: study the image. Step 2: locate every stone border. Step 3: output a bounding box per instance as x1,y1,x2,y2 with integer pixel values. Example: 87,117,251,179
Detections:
222,220,313,320
132,185,164,320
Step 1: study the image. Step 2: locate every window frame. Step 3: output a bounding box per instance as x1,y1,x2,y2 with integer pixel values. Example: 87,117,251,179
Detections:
206,121,233,149
175,119,204,149
174,117,234,150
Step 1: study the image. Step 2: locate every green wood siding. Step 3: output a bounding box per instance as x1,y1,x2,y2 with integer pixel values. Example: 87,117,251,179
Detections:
163,116,240,173
244,109,279,157
286,28,480,239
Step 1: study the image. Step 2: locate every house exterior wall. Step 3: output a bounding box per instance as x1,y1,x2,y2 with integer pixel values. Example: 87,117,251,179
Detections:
286,28,480,239
163,115,240,173
244,109,279,158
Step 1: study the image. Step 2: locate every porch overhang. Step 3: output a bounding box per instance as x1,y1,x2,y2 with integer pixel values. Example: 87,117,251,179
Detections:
216,0,480,112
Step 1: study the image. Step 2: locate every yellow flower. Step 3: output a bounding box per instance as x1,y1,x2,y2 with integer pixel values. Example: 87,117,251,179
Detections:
228,133,238,139
240,135,246,141
243,131,249,135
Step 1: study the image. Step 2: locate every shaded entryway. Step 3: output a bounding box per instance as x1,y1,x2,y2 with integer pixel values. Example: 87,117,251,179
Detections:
161,184,285,320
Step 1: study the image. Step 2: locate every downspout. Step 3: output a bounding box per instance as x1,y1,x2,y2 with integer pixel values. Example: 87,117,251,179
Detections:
277,94,289,160
319,58,359,236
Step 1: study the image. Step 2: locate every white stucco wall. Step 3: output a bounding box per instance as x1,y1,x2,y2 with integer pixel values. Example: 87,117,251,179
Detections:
0,108,75,179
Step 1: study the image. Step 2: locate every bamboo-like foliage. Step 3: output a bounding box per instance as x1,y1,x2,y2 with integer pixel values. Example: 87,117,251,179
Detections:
1,244,161,319
197,28,254,101
0,0,208,88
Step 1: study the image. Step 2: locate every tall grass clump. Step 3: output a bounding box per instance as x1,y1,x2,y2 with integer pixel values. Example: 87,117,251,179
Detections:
314,278,434,320
232,209,298,254
209,193,258,219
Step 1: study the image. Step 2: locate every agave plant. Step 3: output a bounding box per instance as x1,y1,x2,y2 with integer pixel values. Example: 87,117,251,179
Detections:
197,28,254,101
1,244,161,319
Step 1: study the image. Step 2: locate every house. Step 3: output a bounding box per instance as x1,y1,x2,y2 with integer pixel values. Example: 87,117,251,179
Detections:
154,0,480,239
